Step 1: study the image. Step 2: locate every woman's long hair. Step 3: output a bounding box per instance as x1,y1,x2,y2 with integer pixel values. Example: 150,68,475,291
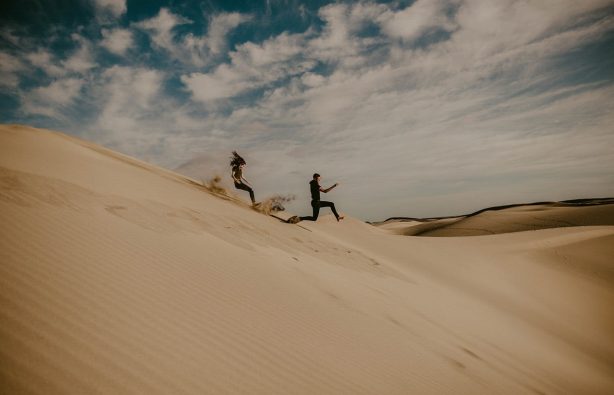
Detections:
230,151,246,170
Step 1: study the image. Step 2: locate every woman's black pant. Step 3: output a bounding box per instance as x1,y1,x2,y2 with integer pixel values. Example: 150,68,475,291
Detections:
300,200,339,221
234,182,255,203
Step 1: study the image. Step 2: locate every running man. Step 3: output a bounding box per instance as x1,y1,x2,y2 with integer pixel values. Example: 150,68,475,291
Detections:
300,173,344,222
230,151,256,205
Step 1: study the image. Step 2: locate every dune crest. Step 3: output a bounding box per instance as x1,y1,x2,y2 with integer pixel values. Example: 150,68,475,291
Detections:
1,125,613,394
376,200,614,236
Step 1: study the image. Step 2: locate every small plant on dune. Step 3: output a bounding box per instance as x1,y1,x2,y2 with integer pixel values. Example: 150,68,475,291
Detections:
201,176,236,201
253,194,296,215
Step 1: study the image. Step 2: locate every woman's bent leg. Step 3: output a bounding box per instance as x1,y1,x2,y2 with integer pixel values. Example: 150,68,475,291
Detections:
234,183,255,203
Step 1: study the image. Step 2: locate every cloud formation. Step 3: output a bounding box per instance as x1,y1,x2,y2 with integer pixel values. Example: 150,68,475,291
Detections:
135,8,249,68
100,28,133,55
381,0,457,41
0,52,25,88
1,0,613,219
23,78,84,116
94,0,127,18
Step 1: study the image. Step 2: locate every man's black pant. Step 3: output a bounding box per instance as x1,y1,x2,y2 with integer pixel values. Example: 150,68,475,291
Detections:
234,182,255,203
300,200,339,221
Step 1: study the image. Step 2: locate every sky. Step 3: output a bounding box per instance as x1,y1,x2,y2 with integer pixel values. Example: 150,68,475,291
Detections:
1,0,614,221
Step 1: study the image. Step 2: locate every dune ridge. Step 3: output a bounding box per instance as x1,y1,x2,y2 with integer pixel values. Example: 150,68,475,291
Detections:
1,125,613,394
375,200,614,236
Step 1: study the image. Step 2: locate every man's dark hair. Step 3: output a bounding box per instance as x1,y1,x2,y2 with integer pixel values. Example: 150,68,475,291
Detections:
313,173,320,179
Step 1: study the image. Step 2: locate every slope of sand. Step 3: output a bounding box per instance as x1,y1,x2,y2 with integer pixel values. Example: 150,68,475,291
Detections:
1,125,613,394
377,201,614,236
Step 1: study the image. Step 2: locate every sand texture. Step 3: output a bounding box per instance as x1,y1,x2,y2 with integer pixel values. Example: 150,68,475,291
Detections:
1,125,613,394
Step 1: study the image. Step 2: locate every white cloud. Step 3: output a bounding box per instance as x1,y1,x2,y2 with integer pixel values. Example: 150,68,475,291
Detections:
0,52,26,88
178,3,396,104
206,12,249,55
21,78,84,118
0,28,21,47
448,0,614,58
94,0,127,18
0,52,24,73
99,66,162,114
25,50,65,76
100,28,133,55
181,12,250,67
92,66,165,151
308,2,388,66
235,32,305,67
301,72,326,88
87,66,218,166
30,78,84,105
18,35,97,82
63,47,95,73
181,65,249,102
63,34,96,73
182,31,314,103
135,8,191,52
135,8,249,67
380,0,458,41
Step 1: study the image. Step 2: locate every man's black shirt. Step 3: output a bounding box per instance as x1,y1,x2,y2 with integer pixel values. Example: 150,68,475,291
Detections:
310,180,320,201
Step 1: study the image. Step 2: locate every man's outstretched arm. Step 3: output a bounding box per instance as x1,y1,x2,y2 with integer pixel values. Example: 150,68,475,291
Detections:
321,183,338,193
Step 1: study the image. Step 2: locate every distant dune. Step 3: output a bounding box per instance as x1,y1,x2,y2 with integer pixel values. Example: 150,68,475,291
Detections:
374,200,614,236
1,125,613,394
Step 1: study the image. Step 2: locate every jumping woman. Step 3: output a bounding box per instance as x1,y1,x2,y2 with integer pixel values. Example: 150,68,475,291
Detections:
230,151,256,205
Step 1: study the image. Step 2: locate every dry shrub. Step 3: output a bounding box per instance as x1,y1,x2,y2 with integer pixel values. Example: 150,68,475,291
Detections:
253,194,296,215
200,175,236,201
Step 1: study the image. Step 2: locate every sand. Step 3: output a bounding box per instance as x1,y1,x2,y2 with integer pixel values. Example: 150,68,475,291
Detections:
1,124,613,394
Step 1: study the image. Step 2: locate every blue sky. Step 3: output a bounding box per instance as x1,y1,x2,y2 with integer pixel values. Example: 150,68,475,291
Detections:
1,0,614,220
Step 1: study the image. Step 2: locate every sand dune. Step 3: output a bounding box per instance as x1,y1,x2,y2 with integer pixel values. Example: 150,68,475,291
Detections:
376,201,614,236
1,125,613,394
